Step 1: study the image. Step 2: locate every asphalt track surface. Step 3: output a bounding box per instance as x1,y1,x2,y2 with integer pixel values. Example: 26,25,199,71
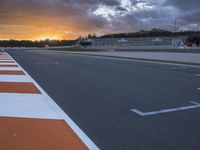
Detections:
8,49,200,150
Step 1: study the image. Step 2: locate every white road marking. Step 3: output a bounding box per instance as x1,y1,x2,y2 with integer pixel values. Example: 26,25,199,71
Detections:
131,101,200,117
197,88,200,90
190,101,200,105
195,74,200,77
0,67,21,71
0,93,62,119
0,75,31,82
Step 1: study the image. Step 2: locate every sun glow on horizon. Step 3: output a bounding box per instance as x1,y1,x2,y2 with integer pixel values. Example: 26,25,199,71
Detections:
36,35,59,41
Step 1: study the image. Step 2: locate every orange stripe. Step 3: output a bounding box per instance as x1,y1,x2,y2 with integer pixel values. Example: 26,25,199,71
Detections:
0,82,41,94
0,64,18,67
0,71,25,75
0,117,88,150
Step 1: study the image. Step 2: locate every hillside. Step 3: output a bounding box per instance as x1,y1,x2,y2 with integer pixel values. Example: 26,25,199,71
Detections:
100,28,200,38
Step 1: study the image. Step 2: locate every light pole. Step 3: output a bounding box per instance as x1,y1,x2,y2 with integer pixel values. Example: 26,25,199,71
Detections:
172,19,177,48
174,19,177,33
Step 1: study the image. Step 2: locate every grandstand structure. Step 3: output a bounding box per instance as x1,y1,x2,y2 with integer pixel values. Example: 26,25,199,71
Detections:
90,37,187,47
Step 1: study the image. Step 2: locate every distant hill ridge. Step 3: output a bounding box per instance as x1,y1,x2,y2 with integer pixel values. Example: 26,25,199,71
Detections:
100,28,200,38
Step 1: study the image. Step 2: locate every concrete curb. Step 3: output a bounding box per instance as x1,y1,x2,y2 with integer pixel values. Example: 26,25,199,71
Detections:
56,51,200,67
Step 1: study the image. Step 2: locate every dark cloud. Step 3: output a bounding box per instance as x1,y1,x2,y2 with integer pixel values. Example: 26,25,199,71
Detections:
0,0,199,39
165,0,200,11
131,0,147,5
115,6,127,11
164,0,200,29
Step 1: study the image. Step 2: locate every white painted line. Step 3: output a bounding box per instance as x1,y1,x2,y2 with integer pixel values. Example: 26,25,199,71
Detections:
0,63,16,65
0,75,31,82
195,74,200,77
8,53,100,150
190,101,200,105
0,93,62,119
197,88,200,90
0,67,21,71
131,101,200,117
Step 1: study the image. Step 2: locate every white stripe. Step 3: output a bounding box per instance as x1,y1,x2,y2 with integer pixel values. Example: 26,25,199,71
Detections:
0,75,31,82
0,93,62,119
131,101,200,117
195,74,200,77
0,67,21,71
190,101,200,105
8,53,100,150
0,63,16,65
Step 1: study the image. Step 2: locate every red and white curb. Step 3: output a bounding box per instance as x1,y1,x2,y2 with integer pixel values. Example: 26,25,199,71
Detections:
0,52,99,150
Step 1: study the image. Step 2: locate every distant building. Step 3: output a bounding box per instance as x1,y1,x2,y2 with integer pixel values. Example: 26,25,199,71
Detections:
92,37,172,46
44,45,49,48
117,38,128,43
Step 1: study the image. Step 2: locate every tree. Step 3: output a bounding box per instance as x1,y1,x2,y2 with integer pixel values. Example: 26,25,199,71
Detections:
88,34,92,39
0,40,76,47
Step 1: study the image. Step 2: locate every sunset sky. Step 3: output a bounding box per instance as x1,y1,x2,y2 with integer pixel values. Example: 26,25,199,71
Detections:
0,0,199,40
